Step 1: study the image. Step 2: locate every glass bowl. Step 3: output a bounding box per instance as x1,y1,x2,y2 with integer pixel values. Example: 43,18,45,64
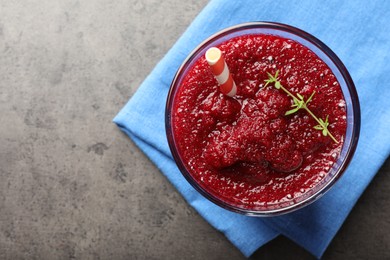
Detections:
165,22,360,216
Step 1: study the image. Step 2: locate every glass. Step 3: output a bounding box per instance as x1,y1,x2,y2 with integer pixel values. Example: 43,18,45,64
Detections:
165,22,360,216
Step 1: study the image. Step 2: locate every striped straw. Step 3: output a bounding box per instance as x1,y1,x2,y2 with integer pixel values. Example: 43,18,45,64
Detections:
205,47,237,97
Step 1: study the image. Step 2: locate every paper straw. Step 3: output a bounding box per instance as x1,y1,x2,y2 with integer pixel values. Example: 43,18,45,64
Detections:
205,47,237,97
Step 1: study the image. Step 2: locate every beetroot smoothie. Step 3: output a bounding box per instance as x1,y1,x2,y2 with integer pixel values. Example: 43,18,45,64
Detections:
166,23,359,214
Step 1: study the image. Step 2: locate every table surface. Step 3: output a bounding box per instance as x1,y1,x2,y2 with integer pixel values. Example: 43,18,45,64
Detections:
0,1,389,259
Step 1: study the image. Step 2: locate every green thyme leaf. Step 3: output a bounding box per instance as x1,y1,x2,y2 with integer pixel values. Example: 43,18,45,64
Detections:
285,107,300,115
306,91,316,104
323,129,328,136
275,81,281,89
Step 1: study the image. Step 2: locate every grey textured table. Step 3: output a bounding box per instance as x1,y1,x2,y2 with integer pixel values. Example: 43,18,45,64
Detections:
0,1,388,259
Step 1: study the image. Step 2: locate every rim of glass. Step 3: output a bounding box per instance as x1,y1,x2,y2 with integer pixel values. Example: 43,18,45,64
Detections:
165,22,360,216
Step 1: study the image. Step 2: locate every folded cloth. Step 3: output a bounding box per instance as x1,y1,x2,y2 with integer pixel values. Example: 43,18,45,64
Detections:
114,0,390,257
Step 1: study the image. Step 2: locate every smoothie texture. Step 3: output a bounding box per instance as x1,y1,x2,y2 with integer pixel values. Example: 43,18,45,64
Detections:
171,34,346,209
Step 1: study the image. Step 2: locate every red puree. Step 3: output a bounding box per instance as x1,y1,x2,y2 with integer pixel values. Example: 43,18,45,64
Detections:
172,34,346,209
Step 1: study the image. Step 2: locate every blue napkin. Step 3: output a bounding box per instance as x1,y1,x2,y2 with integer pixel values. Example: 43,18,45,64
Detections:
114,0,390,258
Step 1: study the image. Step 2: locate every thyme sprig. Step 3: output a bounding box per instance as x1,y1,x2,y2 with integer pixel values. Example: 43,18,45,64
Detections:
264,70,338,143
